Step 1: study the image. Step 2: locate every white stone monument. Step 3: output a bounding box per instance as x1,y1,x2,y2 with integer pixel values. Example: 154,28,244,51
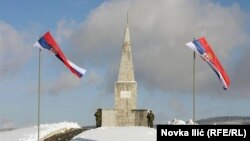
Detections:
97,18,152,127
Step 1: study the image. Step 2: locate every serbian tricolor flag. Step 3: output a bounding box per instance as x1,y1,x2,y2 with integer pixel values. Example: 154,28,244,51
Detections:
33,31,86,78
186,37,230,90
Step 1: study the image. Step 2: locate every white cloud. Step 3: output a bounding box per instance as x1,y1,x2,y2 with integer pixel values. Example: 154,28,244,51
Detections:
56,20,77,44
231,46,250,96
58,0,249,95
43,70,103,95
0,21,32,78
47,72,82,95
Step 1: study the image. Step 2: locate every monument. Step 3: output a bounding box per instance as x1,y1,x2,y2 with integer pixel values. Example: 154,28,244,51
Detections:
95,17,153,127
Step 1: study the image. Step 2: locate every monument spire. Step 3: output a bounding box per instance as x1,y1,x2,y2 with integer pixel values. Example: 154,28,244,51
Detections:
127,12,128,25
113,14,138,126
118,14,134,81
99,14,152,127
123,12,131,46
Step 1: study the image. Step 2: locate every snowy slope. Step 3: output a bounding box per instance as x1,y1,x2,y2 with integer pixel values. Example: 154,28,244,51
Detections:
0,122,80,141
72,126,156,141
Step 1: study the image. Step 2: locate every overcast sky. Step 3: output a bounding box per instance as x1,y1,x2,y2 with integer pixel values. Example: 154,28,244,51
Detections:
0,0,250,128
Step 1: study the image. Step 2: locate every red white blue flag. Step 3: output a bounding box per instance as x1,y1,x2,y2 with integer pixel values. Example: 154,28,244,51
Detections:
186,37,230,90
33,31,86,78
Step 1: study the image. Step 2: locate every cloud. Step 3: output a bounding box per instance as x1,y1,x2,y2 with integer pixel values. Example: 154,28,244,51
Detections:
168,97,187,116
47,72,81,95
231,46,250,96
58,0,249,95
0,21,32,78
38,70,103,95
84,70,103,86
55,20,77,44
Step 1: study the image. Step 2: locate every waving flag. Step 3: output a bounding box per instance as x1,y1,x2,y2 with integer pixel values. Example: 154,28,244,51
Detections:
33,31,86,78
186,37,230,90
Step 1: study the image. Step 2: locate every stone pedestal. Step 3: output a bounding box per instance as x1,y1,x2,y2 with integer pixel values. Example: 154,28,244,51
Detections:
101,109,116,126
101,109,149,127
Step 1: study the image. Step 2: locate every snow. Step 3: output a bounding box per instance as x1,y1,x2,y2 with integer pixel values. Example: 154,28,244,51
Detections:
167,118,197,125
72,126,156,141
0,119,197,141
0,122,80,141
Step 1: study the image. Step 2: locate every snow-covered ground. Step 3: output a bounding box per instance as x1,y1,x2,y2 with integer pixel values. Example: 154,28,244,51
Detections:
1,117,247,141
72,126,156,141
0,122,80,141
0,119,194,141
167,118,196,125
0,119,195,141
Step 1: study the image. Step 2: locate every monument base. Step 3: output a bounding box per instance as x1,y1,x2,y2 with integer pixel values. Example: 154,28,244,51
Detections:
100,109,150,127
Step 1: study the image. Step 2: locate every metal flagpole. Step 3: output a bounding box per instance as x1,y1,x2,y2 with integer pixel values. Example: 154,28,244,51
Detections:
38,48,41,141
193,51,196,122
192,37,196,122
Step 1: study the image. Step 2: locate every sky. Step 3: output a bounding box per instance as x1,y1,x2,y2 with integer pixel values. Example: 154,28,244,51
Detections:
0,0,250,129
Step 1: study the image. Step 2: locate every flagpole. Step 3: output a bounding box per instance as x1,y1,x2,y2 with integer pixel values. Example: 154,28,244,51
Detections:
193,37,196,122
38,48,41,141
193,51,196,122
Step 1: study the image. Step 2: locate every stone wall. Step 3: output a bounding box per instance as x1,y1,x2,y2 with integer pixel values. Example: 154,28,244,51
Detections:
101,109,149,127
133,109,148,126
116,110,135,126
101,109,117,126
